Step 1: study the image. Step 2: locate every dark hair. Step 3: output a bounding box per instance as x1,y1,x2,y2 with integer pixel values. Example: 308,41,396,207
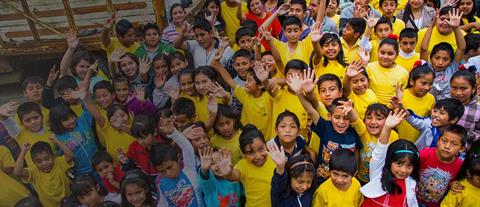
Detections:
380,0,398,7
193,18,213,32
451,70,477,98
457,0,477,26
169,3,185,22
247,0,264,12
430,42,455,61
280,155,317,198
232,49,254,62
275,110,300,129
239,124,266,153
56,75,78,92
382,139,420,194
465,33,480,55
30,141,54,158
434,98,465,121
60,196,79,207
143,22,160,35
282,16,302,30
443,124,469,146
167,51,188,68
203,0,226,27
365,103,390,120
92,150,114,169
118,53,140,78
215,104,242,135
172,97,196,118
456,141,480,180
49,104,77,135
235,27,255,44
241,20,258,34
318,33,346,67
328,97,349,113
193,66,227,97
116,19,134,37
96,201,121,207
317,73,342,91
131,114,156,139
346,18,367,36
17,102,42,122
149,143,179,166
112,76,131,89
15,197,43,207
178,67,195,82
21,76,45,91
375,17,393,32
284,59,308,76
70,50,95,76
290,0,307,12
120,170,155,207
71,174,108,200
246,69,263,85
93,80,114,94
379,37,399,54
399,28,418,41
107,103,129,121
406,64,435,88
330,148,358,176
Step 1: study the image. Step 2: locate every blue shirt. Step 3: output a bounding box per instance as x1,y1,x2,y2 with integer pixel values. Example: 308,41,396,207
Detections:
159,171,199,207
198,170,242,207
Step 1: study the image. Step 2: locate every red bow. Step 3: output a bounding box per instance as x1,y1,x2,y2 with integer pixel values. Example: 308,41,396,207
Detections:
413,60,423,68
388,34,399,40
458,64,466,70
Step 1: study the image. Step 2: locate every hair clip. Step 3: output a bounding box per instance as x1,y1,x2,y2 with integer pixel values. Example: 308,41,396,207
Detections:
458,64,478,73
387,34,399,40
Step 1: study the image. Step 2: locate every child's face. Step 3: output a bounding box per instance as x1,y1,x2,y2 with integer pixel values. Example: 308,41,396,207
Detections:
321,40,341,60
154,59,169,77
32,151,55,173
94,160,115,178
75,59,92,80
436,131,464,161
60,88,79,104
261,54,276,73
170,58,187,75
275,116,299,144
194,73,214,96
330,170,354,191
378,44,398,67
215,115,236,138
144,28,160,47
120,56,138,79
399,37,417,54
61,115,77,131
390,158,414,179
211,151,225,177
233,56,252,80
157,160,182,179
207,1,220,16
179,74,195,96
354,0,368,8
431,107,454,127
450,77,475,104
459,0,474,16
381,0,397,18
21,111,43,133
318,80,342,107
173,114,195,131
112,109,129,125
351,73,369,94
23,83,43,102
114,82,130,103
375,23,392,40
329,107,351,134
94,88,114,109
243,138,268,166
436,14,453,34
77,187,102,207
364,111,387,136
194,28,215,49
249,0,263,15
244,72,261,93
410,0,425,9
288,4,306,20
137,134,155,148
171,6,186,24
187,129,210,153
326,0,339,15
124,183,147,207
284,25,302,44
410,73,434,97
430,50,452,71
118,28,136,47
290,172,314,194
342,24,358,41
238,35,254,50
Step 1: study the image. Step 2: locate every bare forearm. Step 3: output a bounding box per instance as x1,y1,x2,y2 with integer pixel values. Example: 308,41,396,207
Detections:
343,77,352,97
101,27,111,47
60,48,74,77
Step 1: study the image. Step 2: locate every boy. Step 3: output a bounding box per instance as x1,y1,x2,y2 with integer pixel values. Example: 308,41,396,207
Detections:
101,17,140,62
221,0,247,43
93,80,115,147
463,33,480,63
361,17,394,62
231,49,254,86
172,97,197,132
22,76,45,104
416,124,467,206
0,145,29,206
233,27,266,52
312,148,363,206
396,28,421,71
342,18,367,64
340,0,381,31
14,139,74,207
42,75,84,115
92,150,137,193
379,0,405,37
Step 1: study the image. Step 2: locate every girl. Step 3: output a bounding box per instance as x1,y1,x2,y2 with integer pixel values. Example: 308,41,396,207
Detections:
361,15,395,63
162,3,190,44
267,111,316,162
135,23,176,60
326,0,341,28
204,0,226,36
264,0,279,13
379,0,406,37
151,54,172,110
71,174,120,207
365,37,409,105
397,0,436,30
397,62,436,143
457,0,480,33
361,110,420,207
111,52,151,87
450,70,480,144
312,32,347,82
269,145,316,207
112,77,156,116
211,105,243,165
166,51,189,91
343,60,378,120
219,124,277,207
120,170,156,207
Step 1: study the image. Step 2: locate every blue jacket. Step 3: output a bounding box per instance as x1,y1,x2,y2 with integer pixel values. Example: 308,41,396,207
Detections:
271,170,313,207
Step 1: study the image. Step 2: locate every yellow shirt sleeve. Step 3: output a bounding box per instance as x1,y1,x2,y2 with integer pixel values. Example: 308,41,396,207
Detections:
0,146,15,169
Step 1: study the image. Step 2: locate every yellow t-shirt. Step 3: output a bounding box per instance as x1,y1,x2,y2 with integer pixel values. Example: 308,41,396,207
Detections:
348,89,378,121
232,43,266,53
366,62,409,105
211,131,243,165
102,37,140,62
24,156,73,207
351,119,399,183
396,52,420,72
15,105,50,128
71,103,84,117
0,146,29,207
341,37,361,65
397,89,435,143
187,95,226,125
312,177,363,207
441,179,480,207
416,27,466,55
221,1,248,42
369,39,380,62
103,123,136,163
235,156,276,207
273,34,314,69
234,86,273,139
392,18,406,37
462,16,480,34
313,60,346,81
271,88,309,140
330,14,341,29
16,128,56,167
95,108,108,148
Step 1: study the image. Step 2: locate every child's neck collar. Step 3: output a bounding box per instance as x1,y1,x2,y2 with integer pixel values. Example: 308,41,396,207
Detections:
399,50,415,58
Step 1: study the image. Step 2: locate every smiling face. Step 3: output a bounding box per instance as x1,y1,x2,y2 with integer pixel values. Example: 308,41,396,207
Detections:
459,0,475,16
321,39,341,60
113,82,130,103
77,187,103,207
154,58,169,78
318,80,342,107
119,56,138,79
244,72,261,93
188,131,210,153
275,116,299,144
169,58,188,75
290,172,314,194
119,28,136,47
431,107,455,127
436,14,453,34
75,59,92,80
23,83,43,102
124,183,147,207
194,73,213,96
450,77,475,104
410,73,434,97
329,107,350,134
233,56,252,80
21,111,43,132
249,0,263,15
364,111,387,137
171,6,186,24
32,151,55,173
94,88,114,109
381,0,397,18
378,44,398,68
391,157,414,179
144,28,160,47
243,138,268,166
351,73,369,94
326,0,339,16
207,1,220,16
61,115,77,131
261,54,276,74
111,109,129,125
409,0,425,9
179,74,195,96
94,160,115,178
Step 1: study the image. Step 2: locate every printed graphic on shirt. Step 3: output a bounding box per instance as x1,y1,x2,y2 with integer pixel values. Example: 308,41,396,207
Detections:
320,141,356,171
417,167,453,202
64,131,94,150
359,142,376,181
219,193,240,207
160,172,198,207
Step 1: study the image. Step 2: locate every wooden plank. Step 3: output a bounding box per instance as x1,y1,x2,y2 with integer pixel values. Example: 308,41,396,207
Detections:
62,0,76,29
5,24,103,38
19,0,40,40
0,36,103,56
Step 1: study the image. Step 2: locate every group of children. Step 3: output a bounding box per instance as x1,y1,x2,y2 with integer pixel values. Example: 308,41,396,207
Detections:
1,0,480,206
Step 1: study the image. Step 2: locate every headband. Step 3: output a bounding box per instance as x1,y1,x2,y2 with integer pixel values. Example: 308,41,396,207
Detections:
290,160,314,169
394,149,419,156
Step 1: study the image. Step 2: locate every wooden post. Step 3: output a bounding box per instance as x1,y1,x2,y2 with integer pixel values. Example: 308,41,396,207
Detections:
153,0,166,29
19,0,40,40
62,0,76,30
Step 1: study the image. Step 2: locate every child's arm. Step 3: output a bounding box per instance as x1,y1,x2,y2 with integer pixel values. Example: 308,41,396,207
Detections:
379,110,406,144
50,135,74,163
268,144,290,207
13,143,30,180
218,150,241,182
60,30,79,77
138,56,152,83
311,23,324,66
198,147,213,179
340,99,359,123
75,65,106,128
420,13,436,60
159,116,196,171
172,25,189,51
315,0,327,24
359,12,376,53
42,66,60,109
449,9,466,63
259,26,285,73
343,60,366,97
259,3,289,29
286,70,320,124
0,102,20,138
236,1,246,22
211,41,237,89
206,95,218,132
254,61,279,97
100,14,115,48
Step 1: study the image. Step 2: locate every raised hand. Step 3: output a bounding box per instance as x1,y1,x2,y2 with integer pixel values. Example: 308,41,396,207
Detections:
139,56,152,75
267,144,286,168
104,14,116,29
158,115,176,135
111,48,126,63
353,4,367,18
66,29,79,49
154,73,166,88
215,149,232,176
300,68,318,94
134,85,145,101
88,60,99,74
277,3,291,16
345,60,366,78
447,8,463,28
182,125,205,140
207,82,228,99
286,73,303,94
311,23,323,43
358,47,371,62
165,86,179,101
338,99,354,116
207,94,218,114
46,65,60,87
0,101,19,119
364,11,378,29
384,109,407,129
258,26,273,42
20,143,31,154
444,0,459,7
254,61,269,82
117,148,129,164
199,146,214,172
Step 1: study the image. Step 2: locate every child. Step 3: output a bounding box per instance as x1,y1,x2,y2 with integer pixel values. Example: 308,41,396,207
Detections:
172,97,197,131
233,27,258,52
464,33,480,63
457,0,480,33
14,140,74,207
111,52,151,87
397,63,436,143
230,49,254,86
397,28,421,71
341,18,367,65
343,60,378,120
21,76,46,105
326,0,341,28
221,0,247,43
416,124,467,206
93,80,115,148
311,30,348,81
450,70,480,143
361,16,394,63
197,146,242,206
92,151,126,193
360,109,420,207
149,115,203,207
42,75,84,115
420,8,466,100
218,124,277,207
441,143,480,206
71,174,121,207
379,0,406,37
112,77,157,116
211,105,243,165
135,23,176,60
312,148,363,206
162,3,190,44
0,145,29,206
101,17,139,62
269,145,317,207
120,170,156,207
165,52,189,91
150,54,171,110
